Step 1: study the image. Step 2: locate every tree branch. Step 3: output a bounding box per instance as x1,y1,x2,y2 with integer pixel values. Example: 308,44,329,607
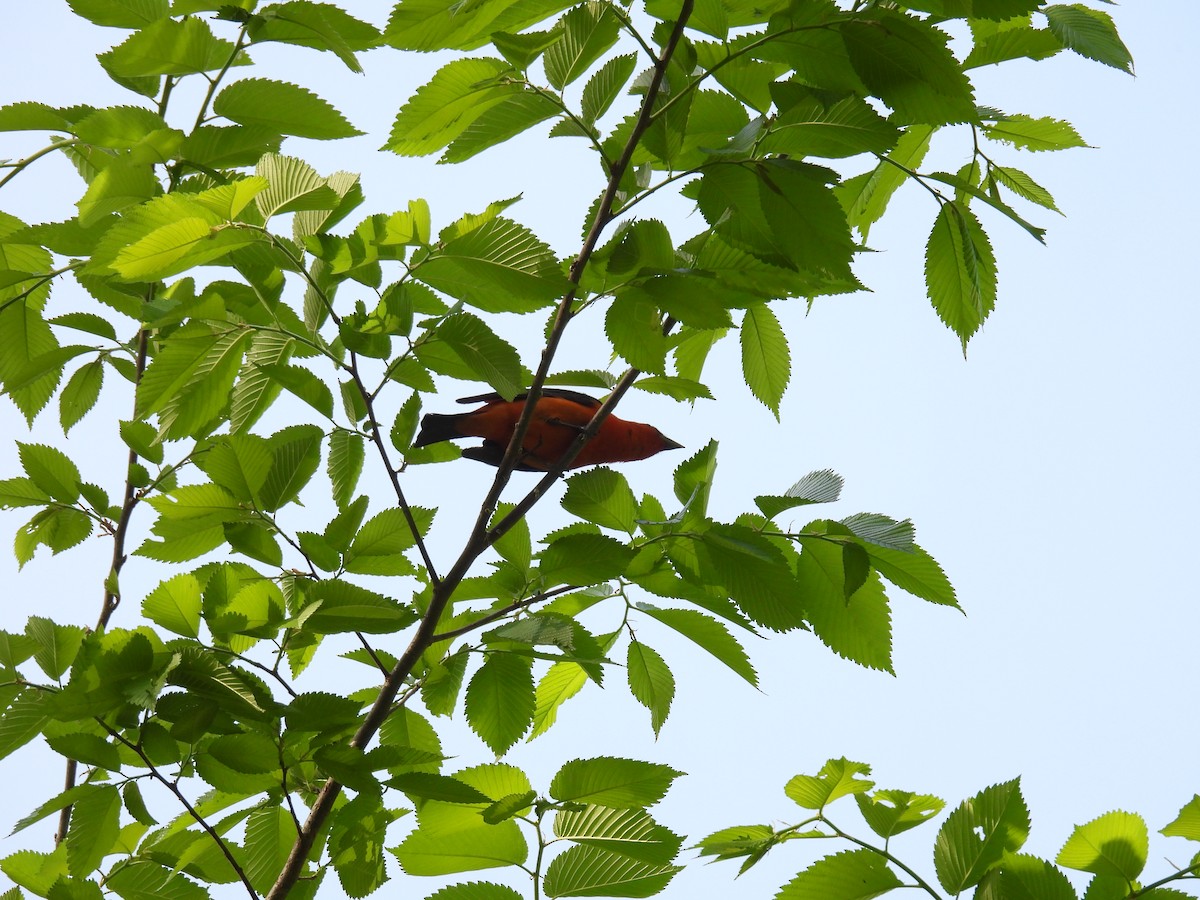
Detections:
264,6,696,897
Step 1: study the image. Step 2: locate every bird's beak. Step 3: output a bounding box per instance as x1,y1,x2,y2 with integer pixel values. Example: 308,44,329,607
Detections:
661,436,684,451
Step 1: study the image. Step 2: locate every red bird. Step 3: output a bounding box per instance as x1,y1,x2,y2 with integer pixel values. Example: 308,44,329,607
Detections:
413,389,683,471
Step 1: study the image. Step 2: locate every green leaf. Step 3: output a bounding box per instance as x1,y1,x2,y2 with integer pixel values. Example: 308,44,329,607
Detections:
142,573,202,638
255,153,343,219
24,617,86,681
106,860,208,900
562,467,638,533
740,303,789,419
416,217,566,313
18,442,81,502
785,758,874,810
554,806,682,866
934,779,1031,893
965,17,1062,69
257,363,334,419
982,114,1087,152
464,652,534,755
386,57,518,156
865,542,957,608
607,291,667,374
344,506,433,575
214,78,362,139
328,430,365,509
626,641,674,736
1044,4,1133,74
243,805,297,895
100,18,237,77
761,94,899,159
836,125,930,240
686,523,806,631
389,772,492,804
392,816,527,876
550,757,682,809
543,844,680,898
249,1,380,73
491,502,531,568
841,12,976,125
582,53,637,124
925,201,996,351
539,533,635,585
1162,796,1200,841
855,790,944,838
59,360,104,433
65,0,169,28
754,468,843,518
776,848,903,900
259,424,324,511
0,690,51,762
15,507,95,567
422,883,523,900
796,536,894,672
544,3,620,89
637,606,756,686
987,853,1078,900
443,91,560,163
989,165,1061,213
305,580,417,634
1056,811,1148,881
423,312,524,397
384,0,573,51
65,785,121,876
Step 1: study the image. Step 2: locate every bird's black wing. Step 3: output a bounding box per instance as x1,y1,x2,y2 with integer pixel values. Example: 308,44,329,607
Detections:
456,388,602,408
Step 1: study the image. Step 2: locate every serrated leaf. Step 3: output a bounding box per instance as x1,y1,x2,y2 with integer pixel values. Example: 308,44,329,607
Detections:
983,114,1087,152
1044,4,1133,74
142,573,202,638
59,360,104,433
755,468,844,518
539,533,635,586
386,57,517,156
925,200,996,351
465,652,535,754
554,806,682,866
1162,796,1200,842
562,467,638,533
543,844,680,898
637,606,757,686
740,303,789,419
777,848,903,900
65,785,121,876
786,758,874,810
214,77,362,139
626,641,673,736
18,443,81,502
544,3,620,89
416,217,566,313
1056,811,1148,881
550,757,682,809
582,52,637,124
607,291,667,374
797,536,893,672
934,779,1031,893
100,17,236,77
855,790,944,839
328,430,365,509
305,580,417,634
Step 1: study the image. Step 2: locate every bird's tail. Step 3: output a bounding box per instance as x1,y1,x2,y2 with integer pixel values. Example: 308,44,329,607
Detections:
413,413,464,447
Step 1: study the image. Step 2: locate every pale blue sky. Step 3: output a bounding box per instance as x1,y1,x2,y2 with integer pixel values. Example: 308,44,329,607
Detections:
1,3,1197,898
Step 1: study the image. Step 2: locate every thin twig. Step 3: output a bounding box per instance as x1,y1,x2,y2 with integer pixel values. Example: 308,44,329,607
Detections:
55,325,151,845
0,138,80,191
429,585,577,645
101,721,259,900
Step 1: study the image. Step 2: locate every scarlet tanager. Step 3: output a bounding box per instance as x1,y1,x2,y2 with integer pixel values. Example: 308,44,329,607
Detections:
413,389,684,471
